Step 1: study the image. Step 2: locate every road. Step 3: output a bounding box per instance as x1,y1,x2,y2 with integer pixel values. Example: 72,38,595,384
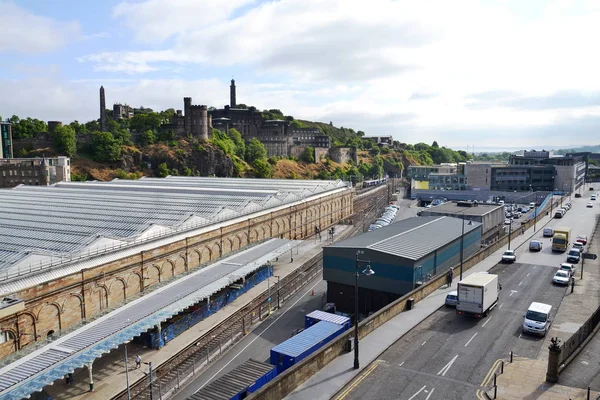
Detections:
337,195,598,400
172,277,327,399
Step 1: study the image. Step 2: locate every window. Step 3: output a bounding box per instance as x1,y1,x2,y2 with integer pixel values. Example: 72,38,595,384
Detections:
0,330,15,344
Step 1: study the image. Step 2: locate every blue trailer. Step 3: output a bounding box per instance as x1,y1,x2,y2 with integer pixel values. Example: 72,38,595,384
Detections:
187,358,276,400
305,310,351,330
270,320,345,374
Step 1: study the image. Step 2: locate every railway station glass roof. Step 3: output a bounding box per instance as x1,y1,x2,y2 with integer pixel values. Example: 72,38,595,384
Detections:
0,177,347,278
0,238,298,400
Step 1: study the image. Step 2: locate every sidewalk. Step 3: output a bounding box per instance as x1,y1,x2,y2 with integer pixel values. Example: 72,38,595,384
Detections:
44,226,351,400
490,357,599,399
285,204,555,400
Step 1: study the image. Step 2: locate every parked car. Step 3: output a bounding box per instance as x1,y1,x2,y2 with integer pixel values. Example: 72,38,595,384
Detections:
575,193,582,198
552,270,571,286
529,240,543,252
567,248,581,263
587,202,593,208
501,250,517,263
543,227,554,237
504,219,511,225
559,263,576,276
572,242,584,252
445,290,458,307
576,235,588,245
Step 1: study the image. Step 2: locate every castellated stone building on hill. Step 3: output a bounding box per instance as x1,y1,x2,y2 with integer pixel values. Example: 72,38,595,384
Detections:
164,79,341,159
104,80,354,161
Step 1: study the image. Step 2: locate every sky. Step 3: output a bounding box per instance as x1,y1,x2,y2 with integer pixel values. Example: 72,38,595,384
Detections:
1,0,600,150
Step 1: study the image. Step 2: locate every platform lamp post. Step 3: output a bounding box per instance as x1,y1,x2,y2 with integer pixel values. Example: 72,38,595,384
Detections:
124,341,131,400
354,250,375,370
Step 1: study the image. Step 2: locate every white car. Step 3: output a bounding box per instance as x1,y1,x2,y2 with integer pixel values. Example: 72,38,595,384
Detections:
501,250,516,263
552,270,571,286
445,290,458,307
559,263,576,276
587,202,593,208
572,242,584,252
504,219,511,225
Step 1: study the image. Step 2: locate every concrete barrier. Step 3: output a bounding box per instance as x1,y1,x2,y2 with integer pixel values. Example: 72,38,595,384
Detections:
248,197,562,400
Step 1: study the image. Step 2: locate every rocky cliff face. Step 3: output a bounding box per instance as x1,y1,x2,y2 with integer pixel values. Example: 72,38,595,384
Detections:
142,142,234,177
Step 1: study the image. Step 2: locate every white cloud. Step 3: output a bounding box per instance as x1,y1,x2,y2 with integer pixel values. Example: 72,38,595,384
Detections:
112,0,254,43
6,0,600,149
0,1,80,54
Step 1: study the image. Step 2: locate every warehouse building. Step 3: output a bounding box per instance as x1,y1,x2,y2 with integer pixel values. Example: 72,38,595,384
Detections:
419,201,504,241
324,216,482,317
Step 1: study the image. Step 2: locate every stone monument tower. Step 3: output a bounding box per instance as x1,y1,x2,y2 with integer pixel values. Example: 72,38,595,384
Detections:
230,79,236,108
100,86,107,132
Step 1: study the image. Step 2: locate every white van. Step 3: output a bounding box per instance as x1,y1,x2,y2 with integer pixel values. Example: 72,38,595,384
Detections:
543,227,554,237
522,302,552,336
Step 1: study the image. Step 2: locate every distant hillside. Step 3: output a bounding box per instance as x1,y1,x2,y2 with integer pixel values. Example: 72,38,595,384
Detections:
554,144,600,154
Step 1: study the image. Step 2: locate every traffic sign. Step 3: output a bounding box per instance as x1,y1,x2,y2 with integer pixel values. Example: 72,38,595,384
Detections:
583,253,597,260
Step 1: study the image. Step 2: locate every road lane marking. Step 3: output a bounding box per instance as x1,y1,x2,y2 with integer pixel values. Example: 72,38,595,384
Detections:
407,385,427,400
481,317,492,328
199,279,323,389
499,303,504,309
510,290,518,297
437,355,458,376
425,388,436,400
334,360,382,400
533,266,537,270
526,273,530,277
465,332,478,347
399,361,404,367
519,333,522,339
421,341,427,346
518,281,523,286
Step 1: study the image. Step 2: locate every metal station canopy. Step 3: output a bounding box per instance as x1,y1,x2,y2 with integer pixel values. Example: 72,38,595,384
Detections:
0,238,299,400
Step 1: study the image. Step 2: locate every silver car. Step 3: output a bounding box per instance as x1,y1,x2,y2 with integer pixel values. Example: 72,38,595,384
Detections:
445,290,458,307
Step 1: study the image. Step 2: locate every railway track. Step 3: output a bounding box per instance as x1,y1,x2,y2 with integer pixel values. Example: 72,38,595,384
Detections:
114,184,393,400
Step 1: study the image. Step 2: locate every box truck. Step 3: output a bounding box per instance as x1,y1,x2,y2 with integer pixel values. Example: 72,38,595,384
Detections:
456,272,500,318
552,227,571,252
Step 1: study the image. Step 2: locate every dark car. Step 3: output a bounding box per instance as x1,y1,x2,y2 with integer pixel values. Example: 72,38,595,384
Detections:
567,249,581,263
529,240,543,252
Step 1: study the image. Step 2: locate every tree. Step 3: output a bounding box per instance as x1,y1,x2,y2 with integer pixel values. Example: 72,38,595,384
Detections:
245,138,267,164
301,146,315,163
52,125,77,157
91,131,121,162
253,158,272,178
140,129,156,146
156,162,170,177
432,141,439,148
226,128,245,158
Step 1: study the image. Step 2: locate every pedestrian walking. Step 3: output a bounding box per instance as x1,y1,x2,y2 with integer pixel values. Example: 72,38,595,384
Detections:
135,355,142,369
521,227,525,235
447,269,454,288
67,373,73,385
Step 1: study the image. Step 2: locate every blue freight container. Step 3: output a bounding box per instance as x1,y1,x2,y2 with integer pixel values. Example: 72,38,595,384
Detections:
270,320,345,374
187,358,276,400
305,310,351,330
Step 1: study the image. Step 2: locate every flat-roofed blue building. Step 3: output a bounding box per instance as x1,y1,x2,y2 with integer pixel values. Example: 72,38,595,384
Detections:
324,216,482,317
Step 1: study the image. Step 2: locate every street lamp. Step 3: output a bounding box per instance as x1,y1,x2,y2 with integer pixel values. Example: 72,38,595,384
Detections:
459,216,473,281
507,218,513,250
354,250,375,370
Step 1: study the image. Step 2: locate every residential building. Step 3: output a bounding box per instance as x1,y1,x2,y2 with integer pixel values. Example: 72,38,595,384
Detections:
364,136,393,146
0,157,71,188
